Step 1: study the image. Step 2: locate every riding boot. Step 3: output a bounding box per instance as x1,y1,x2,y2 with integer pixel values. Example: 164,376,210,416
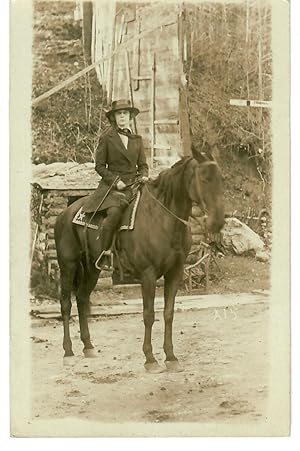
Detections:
95,226,115,270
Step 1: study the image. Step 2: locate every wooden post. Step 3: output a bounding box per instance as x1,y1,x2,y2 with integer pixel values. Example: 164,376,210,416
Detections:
188,271,192,294
125,50,137,134
257,4,263,124
205,249,211,292
82,1,93,65
150,52,156,168
133,19,141,91
30,194,44,270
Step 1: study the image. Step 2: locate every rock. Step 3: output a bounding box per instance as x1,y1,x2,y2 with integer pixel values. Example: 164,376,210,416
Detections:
221,218,269,260
256,249,270,262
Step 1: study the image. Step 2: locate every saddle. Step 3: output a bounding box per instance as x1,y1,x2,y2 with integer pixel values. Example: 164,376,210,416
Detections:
72,190,141,233
72,191,141,276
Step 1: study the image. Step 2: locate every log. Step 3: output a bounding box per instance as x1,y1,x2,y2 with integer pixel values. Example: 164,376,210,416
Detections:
192,234,206,245
44,217,57,227
47,239,56,250
46,249,58,258
190,224,205,235
45,207,65,217
46,230,55,239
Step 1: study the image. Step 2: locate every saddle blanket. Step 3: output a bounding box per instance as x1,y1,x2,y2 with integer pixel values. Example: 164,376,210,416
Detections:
72,190,141,232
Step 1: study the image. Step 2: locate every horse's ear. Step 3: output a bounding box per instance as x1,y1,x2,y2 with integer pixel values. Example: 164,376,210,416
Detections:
191,144,206,163
205,149,214,161
191,143,214,162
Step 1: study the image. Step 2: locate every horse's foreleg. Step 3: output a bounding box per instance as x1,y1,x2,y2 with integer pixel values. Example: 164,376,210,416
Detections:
75,267,100,357
163,264,184,371
141,269,163,373
60,264,77,357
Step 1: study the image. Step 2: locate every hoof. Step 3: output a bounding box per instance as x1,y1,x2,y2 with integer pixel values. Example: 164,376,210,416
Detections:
63,355,76,367
83,348,97,358
144,361,165,374
165,360,183,373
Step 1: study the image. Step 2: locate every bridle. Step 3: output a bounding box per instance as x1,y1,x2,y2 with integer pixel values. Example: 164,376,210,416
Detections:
186,158,218,217
144,184,190,227
144,158,218,227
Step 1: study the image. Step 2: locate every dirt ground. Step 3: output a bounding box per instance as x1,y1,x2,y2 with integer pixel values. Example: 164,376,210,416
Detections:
31,298,269,425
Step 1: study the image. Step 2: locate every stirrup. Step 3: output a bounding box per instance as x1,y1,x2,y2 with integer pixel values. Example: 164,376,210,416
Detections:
95,250,113,271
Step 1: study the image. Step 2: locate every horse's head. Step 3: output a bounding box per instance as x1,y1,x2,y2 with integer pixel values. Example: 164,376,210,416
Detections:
185,146,225,233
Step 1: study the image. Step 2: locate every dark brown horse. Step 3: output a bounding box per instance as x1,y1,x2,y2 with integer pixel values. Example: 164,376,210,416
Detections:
54,150,224,372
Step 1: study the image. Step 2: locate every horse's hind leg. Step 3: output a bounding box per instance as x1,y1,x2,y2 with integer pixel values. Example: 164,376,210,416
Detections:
163,264,184,372
75,267,100,357
60,262,77,357
141,269,164,373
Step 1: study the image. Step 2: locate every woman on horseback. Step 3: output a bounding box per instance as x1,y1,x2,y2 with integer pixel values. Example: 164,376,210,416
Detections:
83,99,149,269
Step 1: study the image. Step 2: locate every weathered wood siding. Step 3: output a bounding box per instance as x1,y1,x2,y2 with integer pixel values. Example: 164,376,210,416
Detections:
90,1,192,169
112,3,181,168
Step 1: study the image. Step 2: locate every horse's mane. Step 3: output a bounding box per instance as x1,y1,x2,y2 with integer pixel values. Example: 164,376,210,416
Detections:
149,156,193,205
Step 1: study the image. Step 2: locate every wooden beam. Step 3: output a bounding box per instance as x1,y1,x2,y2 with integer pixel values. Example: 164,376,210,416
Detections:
32,16,178,107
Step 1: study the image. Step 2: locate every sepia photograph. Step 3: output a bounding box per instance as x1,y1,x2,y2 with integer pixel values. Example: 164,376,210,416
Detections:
10,0,290,437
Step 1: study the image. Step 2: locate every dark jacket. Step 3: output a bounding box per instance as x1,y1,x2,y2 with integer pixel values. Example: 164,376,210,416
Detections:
83,127,149,212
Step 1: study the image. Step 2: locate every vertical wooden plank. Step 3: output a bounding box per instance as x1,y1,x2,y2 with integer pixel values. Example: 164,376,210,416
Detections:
108,12,117,105
118,14,125,43
133,19,141,91
125,50,137,134
150,52,156,168
82,1,93,64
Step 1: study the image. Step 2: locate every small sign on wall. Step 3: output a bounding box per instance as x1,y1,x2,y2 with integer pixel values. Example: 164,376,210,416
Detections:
230,99,272,108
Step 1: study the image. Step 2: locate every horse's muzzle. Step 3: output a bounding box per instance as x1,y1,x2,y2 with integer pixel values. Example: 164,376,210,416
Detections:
206,211,225,234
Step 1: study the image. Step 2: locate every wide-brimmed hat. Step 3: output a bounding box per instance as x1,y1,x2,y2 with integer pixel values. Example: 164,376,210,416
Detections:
105,99,140,122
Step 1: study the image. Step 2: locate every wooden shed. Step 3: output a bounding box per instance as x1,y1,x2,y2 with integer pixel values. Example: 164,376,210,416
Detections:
75,0,192,169
31,162,99,281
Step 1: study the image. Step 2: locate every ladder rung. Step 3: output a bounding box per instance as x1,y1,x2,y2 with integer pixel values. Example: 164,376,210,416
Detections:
154,119,179,125
153,145,171,150
132,76,152,80
153,156,173,161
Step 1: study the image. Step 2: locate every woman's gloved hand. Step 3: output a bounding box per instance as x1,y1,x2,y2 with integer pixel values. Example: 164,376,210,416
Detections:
116,180,127,190
140,176,148,183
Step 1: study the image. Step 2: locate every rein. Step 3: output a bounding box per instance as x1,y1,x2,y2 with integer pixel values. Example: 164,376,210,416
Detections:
143,159,218,227
144,184,190,227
